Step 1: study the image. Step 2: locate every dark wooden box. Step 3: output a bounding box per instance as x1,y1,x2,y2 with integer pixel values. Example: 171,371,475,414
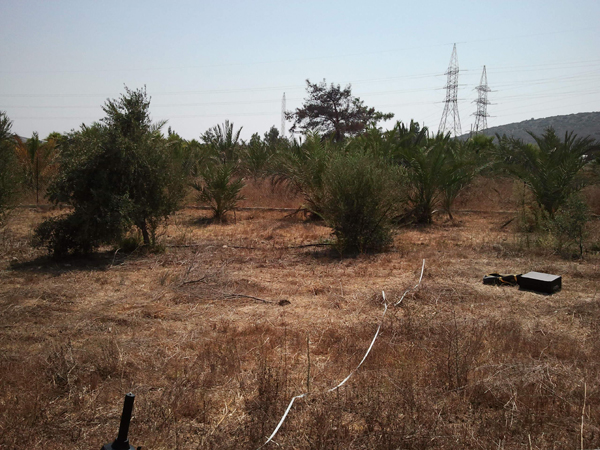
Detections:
519,271,561,294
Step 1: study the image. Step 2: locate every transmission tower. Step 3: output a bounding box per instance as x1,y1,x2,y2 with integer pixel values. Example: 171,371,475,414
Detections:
281,92,286,138
472,65,491,133
438,43,462,137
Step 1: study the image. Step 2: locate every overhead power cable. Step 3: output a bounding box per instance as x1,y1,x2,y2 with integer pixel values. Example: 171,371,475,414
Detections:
1,25,596,75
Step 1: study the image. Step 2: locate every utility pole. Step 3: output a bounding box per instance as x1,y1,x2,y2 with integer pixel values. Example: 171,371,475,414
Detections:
281,92,287,138
439,43,462,137
472,65,491,134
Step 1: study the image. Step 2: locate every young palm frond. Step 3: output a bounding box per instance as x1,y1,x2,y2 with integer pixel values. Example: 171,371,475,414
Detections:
201,120,243,163
241,133,273,180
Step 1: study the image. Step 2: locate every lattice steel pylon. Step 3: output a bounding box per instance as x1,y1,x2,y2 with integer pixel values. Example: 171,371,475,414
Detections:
472,66,491,134
281,92,287,138
438,43,462,137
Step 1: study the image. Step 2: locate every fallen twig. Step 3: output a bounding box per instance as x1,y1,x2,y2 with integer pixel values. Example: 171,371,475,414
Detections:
223,293,274,304
285,243,332,249
166,244,203,248
499,217,515,229
179,276,207,286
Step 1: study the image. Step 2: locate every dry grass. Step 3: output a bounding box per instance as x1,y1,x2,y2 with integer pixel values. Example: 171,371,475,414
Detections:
1,179,599,449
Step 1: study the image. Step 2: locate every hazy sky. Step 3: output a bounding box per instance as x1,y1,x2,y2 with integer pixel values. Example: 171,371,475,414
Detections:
1,0,599,140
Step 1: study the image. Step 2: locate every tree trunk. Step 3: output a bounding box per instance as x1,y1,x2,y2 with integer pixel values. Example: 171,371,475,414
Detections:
139,222,150,245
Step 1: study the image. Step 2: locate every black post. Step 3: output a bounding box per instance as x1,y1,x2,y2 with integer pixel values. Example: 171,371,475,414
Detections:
102,393,136,450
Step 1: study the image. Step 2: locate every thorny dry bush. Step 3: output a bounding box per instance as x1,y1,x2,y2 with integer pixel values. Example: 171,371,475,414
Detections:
0,192,599,449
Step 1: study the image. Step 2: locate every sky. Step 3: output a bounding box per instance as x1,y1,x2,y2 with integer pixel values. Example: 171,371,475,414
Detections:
1,0,599,141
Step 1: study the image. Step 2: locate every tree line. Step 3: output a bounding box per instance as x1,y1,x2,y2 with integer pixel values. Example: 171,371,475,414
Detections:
0,81,598,257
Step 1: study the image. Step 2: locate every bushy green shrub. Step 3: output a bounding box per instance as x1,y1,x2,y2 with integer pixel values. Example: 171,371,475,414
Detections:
548,194,590,258
34,87,189,256
319,149,406,254
273,132,406,253
33,213,113,256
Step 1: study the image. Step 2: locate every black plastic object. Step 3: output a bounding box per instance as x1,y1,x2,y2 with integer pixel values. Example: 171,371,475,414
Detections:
483,273,521,286
519,271,561,294
101,393,136,450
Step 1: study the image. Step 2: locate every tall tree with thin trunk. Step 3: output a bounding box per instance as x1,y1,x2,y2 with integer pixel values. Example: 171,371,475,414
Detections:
286,79,394,142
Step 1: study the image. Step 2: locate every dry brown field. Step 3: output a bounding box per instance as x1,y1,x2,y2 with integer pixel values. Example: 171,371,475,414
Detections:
1,179,599,449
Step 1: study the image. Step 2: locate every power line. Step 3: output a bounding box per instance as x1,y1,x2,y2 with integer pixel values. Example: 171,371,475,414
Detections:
1,26,596,76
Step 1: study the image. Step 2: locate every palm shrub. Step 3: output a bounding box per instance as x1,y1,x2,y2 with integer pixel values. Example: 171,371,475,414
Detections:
241,133,273,180
14,132,58,205
270,132,333,216
242,126,288,180
440,135,492,220
201,120,242,163
0,112,20,222
495,127,596,218
192,159,245,222
194,121,246,221
388,122,485,223
392,126,451,224
318,148,406,254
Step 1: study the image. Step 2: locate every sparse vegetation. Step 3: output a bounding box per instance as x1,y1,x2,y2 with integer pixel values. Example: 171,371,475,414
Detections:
1,202,599,449
2,88,600,448
479,111,600,144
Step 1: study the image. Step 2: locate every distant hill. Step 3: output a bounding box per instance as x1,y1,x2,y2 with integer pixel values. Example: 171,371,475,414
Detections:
464,111,600,143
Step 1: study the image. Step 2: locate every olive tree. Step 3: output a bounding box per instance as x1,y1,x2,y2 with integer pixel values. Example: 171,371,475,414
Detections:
35,87,189,255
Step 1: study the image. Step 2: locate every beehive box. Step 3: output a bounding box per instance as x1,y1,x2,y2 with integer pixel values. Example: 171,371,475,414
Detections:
519,271,561,294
